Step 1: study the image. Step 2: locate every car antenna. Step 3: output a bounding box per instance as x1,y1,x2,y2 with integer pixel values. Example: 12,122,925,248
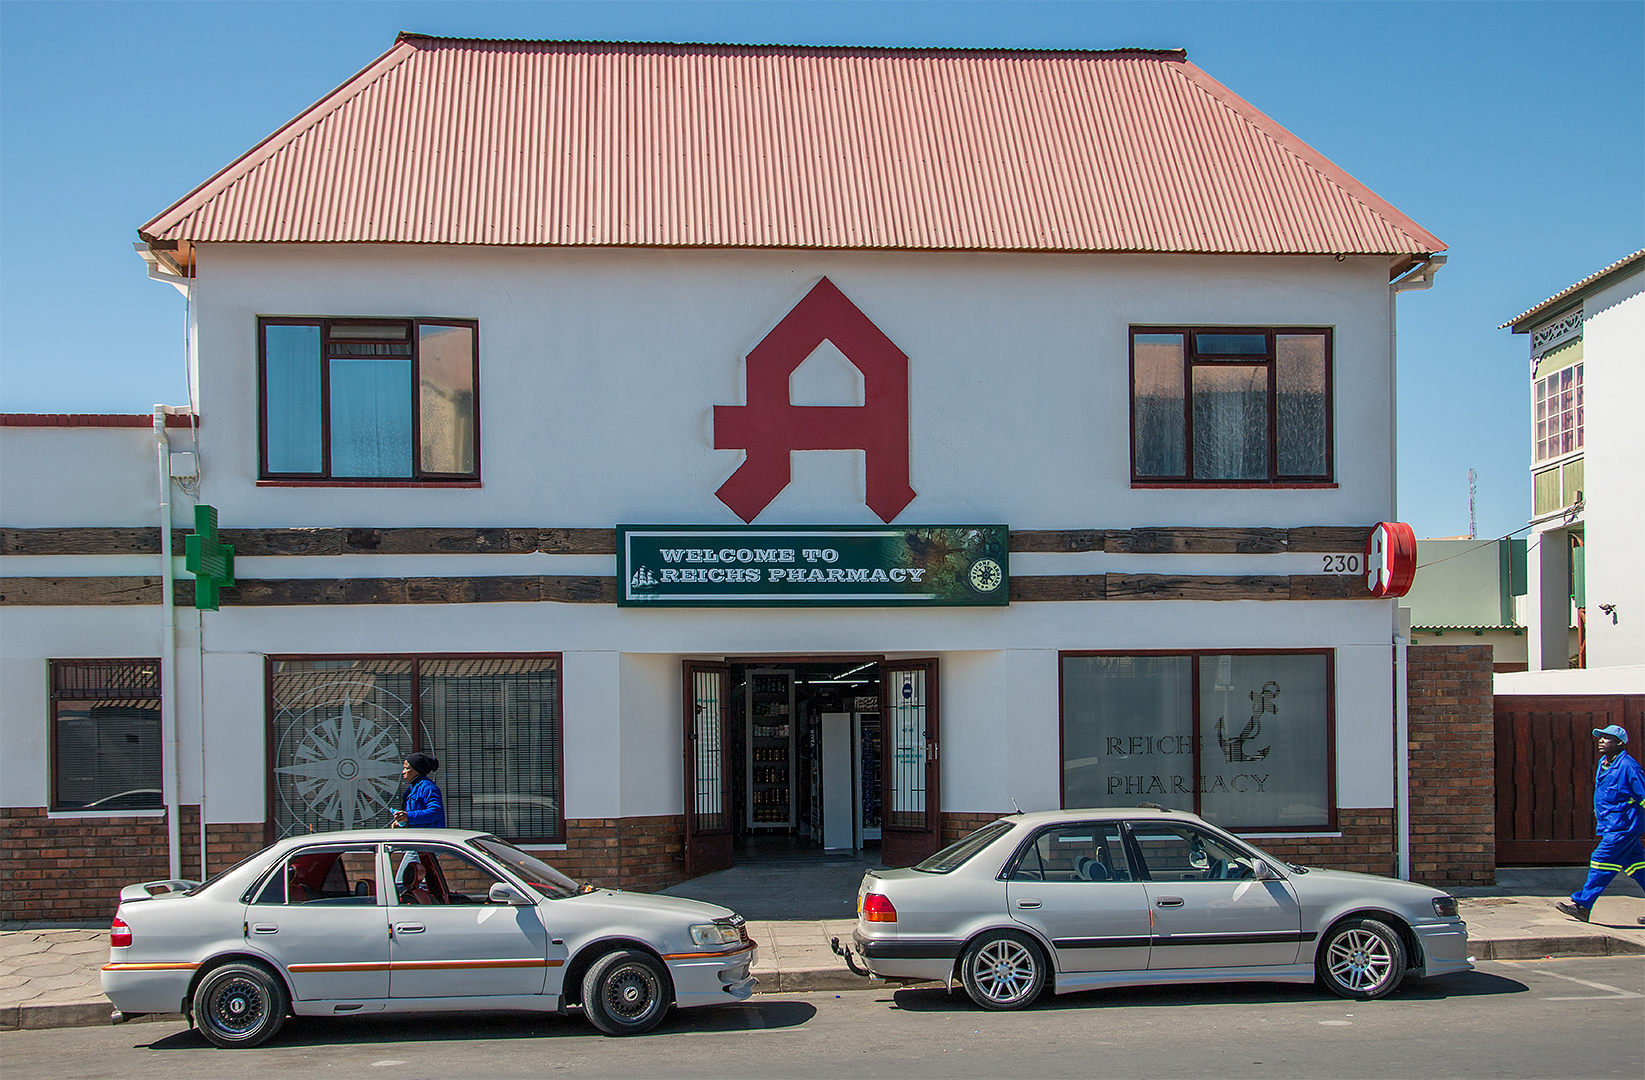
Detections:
1137,802,1167,812
1010,797,1022,815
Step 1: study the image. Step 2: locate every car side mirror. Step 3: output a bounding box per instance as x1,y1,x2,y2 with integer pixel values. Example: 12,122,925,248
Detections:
1250,859,1278,881
489,882,533,905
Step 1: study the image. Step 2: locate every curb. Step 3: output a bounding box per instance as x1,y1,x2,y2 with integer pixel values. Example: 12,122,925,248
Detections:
1467,934,1645,961
0,1003,181,1031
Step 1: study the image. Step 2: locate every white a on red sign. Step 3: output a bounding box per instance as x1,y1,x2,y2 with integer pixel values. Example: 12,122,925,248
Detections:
1364,522,1417,598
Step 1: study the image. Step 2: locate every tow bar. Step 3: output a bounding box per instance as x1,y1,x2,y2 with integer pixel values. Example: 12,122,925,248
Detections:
829,936,878,979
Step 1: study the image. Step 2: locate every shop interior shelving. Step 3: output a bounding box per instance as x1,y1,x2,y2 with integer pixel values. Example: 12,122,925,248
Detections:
745,668,795,829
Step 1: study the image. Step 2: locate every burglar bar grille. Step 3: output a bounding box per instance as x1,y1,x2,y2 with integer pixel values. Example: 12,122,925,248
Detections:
694,670,725,829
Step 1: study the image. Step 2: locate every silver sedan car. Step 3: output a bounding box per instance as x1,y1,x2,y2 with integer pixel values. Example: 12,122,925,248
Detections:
842,809,1470,1009
101,829,757,1046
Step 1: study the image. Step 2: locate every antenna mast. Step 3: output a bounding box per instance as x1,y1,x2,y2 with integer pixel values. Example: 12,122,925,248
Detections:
1468,468,1477,539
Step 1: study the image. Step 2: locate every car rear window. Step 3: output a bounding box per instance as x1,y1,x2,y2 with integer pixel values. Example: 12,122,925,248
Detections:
912,819,1016,873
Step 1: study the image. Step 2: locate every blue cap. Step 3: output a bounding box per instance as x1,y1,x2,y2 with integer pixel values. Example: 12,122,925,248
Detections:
1593,724,1629,744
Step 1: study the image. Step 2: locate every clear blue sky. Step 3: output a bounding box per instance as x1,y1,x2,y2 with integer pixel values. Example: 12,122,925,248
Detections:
2,1,1640,541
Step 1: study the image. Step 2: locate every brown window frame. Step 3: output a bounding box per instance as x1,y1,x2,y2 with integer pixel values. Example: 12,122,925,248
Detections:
257,316,481,484
1057,649,1338,833
1129,326,1335,487
265,653,564,846
49,658,164,813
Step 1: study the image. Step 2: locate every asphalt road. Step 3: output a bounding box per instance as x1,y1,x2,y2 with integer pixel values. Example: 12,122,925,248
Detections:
3,957,1640,1079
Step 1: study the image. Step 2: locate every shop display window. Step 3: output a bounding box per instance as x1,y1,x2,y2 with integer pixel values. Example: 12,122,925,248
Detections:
259,317,479,483
1060,651,1334,831
49,659,163,812
267,655,561,843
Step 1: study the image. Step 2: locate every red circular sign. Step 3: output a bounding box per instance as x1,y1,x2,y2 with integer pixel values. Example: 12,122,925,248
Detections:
1364,522,1417,598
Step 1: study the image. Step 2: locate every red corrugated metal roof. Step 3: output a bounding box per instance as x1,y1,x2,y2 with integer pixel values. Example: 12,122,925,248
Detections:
141,36,1444,262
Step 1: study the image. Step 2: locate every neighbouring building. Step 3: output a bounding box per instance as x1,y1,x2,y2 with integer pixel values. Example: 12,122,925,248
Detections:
2,36,1488,921
1405,536,1528,672
1498,249,1645,690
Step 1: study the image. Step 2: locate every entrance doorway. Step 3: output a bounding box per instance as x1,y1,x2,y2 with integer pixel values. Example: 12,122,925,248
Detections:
682,657,939,876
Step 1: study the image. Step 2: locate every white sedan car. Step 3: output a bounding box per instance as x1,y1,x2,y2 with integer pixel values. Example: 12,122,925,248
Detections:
841,808,1470,1009
101,829,757,1046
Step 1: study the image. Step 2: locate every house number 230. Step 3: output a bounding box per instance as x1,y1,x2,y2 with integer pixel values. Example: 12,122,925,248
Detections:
1322,554,1361,574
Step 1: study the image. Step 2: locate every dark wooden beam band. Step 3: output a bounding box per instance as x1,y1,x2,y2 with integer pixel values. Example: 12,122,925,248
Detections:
0,526,621,557
3,525,1371,558
1009,574,1107,601
1009,530,1105,553
2,574,1373,606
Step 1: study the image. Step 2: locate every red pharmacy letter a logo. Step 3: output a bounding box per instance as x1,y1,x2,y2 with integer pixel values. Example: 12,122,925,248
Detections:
713,277,916,523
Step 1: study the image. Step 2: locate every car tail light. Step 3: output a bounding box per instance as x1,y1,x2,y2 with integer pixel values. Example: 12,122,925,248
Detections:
110,917,132,948
861,893,897,923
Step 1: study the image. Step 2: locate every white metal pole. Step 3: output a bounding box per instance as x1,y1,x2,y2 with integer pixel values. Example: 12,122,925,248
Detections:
154,407,182,880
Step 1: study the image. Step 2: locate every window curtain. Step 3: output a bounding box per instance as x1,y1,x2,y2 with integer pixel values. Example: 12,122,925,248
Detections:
329,357,413,477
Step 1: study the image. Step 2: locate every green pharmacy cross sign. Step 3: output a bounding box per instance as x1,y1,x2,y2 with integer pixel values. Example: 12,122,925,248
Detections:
185,504,235,611
618,525,1009,607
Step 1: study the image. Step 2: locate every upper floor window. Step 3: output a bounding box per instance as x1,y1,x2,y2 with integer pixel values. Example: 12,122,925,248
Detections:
1131,328,1332,484
260,318,479,482
1533,362,1582,463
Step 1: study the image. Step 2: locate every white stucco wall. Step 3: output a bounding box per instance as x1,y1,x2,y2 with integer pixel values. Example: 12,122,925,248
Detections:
0,425,180,528
1,243,1405,834
183,244,1393,529
1579,269,1644,671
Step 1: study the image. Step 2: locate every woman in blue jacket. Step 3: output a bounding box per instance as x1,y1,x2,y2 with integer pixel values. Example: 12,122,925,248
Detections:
392,753,446,828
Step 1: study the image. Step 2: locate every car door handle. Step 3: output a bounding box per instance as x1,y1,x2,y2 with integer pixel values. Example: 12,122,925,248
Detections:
394,923,426,934
251,923,278,934
1015,899,1042,909
1155,897,1185,908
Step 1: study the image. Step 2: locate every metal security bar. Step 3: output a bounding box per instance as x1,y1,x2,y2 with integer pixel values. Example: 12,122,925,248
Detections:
421,658,561,843
887,668,926,829
693,669,725,830
267,655,563,843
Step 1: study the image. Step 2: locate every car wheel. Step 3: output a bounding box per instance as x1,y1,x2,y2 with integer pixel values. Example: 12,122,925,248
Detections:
1317,917,1407,1000
192,961,289,1048
959,930,1046,1011
582,949,672,1035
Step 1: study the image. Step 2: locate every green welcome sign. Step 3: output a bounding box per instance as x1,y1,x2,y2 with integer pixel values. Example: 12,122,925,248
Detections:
618,525,1009,607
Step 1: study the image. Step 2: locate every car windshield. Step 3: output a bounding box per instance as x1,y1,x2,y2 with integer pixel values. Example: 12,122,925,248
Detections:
471,837,582,899
913,818,1016,873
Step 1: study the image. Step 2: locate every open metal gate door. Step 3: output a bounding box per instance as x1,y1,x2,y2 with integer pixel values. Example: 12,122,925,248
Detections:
880,659,940,867
683,661,734,877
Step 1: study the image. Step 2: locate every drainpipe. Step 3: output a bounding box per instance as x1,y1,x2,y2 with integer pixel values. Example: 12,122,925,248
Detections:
154,407,182,880
1388,256,1443,883
1394,607,1412,881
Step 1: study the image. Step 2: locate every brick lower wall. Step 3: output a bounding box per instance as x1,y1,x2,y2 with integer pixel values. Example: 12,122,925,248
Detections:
1250,809,1396,877
1406,644,1496,887
553,815,687,892
941,811,1009,848
0,806,263,923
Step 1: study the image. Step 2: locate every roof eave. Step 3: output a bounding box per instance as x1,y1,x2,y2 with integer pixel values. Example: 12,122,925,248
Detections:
1500,249,1645,332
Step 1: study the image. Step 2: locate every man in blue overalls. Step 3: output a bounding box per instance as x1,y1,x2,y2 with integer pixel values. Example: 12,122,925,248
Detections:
1556,725,1645,924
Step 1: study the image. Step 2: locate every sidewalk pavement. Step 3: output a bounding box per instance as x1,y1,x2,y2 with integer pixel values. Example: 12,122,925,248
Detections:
3,867,1641,1032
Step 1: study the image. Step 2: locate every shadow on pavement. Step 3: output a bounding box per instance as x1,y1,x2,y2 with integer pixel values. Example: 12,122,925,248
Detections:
889,969,1528,1013
137,1001,818,1050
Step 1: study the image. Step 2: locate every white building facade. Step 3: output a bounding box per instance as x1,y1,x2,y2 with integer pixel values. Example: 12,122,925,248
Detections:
0,37,1454,918
1498,249,1645,690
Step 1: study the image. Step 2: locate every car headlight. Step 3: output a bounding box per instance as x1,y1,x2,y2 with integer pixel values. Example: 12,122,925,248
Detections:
1432,896,1459,918
690,923,743,948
